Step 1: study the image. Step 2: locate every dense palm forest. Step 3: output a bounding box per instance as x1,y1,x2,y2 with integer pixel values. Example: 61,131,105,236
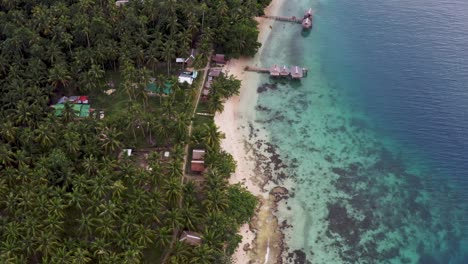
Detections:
0,0,270,262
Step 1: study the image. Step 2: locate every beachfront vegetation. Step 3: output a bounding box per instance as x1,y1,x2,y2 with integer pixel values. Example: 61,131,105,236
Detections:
0,0,269,262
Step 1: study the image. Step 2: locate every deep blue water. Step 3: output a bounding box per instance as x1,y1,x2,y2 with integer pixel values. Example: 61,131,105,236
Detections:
322,0,468,185
315,0,468,262
255,0,468,262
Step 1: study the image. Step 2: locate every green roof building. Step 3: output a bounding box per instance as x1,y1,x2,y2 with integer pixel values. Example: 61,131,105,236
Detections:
146,81,173,95
53,104,91,118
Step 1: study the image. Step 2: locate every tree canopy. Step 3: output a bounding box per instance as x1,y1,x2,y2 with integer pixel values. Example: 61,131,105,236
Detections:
0,0,266,262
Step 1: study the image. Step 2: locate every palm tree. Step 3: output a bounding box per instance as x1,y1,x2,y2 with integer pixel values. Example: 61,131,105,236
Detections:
14,100,34,127
50,246,73,264
98,127,123,154
165,208,183,230
70,247,92,264
168,241,191,263
155,226,172,248
204,169,228,191
48,63,71,88
201,123,225,150
82,155,99,176
161,37,177,75
0,144,14,167
202,227,224,250
0,121,18,144
164,177,182,207
77,213,95,240
61,102,77,123
190,244,216,264
203,189,228,212
63,131,81,156
208,94,225,114
36,230,60,260
180,205,200,230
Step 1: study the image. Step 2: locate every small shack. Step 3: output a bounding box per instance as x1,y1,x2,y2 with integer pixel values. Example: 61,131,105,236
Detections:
191,160,205,173
208,69,222,78
191,149,206,173
212,54,226,65
179,231,202,246
270,65,280,76
290,66,304,79
192,149,205,160
115,0,129,7
279,66,290,76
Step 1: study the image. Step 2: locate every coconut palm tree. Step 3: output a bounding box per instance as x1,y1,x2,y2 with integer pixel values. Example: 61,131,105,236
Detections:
190,244,216,264
201,123,225,150
48,63,71,89
164,177,182,207
155,226,172,248
98,127,123,154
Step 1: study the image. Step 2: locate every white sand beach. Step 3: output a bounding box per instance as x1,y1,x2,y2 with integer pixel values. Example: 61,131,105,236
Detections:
214,0,286,263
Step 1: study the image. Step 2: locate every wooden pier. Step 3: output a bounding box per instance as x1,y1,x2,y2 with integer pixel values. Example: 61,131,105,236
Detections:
245,65,308,79
261,8,313,29
262,15,302,24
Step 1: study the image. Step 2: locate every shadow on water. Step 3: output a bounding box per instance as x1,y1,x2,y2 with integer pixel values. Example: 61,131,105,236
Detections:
301,29,312,38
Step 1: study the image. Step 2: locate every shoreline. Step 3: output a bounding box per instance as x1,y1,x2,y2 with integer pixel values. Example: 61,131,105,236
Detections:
214,0,288,263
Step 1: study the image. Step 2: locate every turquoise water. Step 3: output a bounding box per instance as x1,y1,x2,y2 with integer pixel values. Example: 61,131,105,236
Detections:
251,0,468,263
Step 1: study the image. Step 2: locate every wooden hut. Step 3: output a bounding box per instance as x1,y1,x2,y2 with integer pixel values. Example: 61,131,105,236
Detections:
115,0,128,7
212,54,226,65
179,231,202,246
209,69,222,77
269,65,280,76
279,65,290,76
290,66,303,79
192,149,205,160
191,160,205,173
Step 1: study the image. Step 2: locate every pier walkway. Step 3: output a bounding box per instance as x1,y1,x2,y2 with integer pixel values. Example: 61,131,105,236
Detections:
262,15,302,24
245,65,308,79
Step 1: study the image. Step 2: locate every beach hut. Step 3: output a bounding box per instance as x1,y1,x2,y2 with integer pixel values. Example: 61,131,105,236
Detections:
192,149,205,160
269,65,280,76
191,160,205,173
212,54,226,65
115,0,128,7
179,231,202,246
290,66,303,79
279,65,290,76
209,69,222,78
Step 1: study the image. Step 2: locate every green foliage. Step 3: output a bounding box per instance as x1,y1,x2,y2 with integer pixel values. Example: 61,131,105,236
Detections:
227,184,258,225
0,0,265,261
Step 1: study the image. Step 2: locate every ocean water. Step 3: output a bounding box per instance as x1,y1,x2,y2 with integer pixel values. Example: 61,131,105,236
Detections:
251,0,468,263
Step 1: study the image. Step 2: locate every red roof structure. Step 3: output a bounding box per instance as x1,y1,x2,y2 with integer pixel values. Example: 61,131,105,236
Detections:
209,69,222,77
212,54,226,64
191,160,205,173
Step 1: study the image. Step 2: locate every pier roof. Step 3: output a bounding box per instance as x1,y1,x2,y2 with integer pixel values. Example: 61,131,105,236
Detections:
270,65,280,76
290,66,303,78
279,66,290,76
